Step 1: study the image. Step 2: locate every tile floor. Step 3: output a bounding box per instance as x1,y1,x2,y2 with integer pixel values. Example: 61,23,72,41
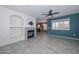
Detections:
0,32,79,54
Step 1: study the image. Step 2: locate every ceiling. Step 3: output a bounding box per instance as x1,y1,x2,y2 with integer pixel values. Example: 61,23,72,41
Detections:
2,5,79,18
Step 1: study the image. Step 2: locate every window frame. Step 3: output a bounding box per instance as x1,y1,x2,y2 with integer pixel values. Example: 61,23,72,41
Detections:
51,18,70,30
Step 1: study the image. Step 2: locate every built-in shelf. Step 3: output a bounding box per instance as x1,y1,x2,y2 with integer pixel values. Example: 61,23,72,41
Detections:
10,15,25,40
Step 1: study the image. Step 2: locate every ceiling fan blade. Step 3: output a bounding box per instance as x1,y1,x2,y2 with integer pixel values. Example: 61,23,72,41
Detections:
41,9,60,18
52,12,60,15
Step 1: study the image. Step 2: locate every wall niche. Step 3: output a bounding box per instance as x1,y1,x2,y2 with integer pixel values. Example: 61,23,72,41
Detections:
9,15,24,40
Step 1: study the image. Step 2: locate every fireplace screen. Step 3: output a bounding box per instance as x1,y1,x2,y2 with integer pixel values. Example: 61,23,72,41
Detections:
27,30,34,39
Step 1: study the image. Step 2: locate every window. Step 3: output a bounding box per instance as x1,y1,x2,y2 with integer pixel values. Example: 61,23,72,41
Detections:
52,18,70,30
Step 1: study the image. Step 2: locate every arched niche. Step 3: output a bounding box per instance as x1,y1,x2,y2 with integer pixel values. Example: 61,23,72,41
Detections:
10,15,24,27
9,15,24,39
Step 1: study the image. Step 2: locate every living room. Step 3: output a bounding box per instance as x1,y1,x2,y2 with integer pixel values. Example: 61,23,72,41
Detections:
0,5,79,54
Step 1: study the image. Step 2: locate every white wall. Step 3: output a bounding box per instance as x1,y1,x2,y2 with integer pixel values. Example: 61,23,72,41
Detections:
43,24,47,30
25,16,36,27
36,18,47,23
0,6,36,47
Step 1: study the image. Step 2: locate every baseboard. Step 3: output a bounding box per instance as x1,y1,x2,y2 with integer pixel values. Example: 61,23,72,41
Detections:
48,34,79,40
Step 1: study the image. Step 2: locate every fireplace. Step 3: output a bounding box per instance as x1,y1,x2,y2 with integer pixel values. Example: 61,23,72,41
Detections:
27,30,34,39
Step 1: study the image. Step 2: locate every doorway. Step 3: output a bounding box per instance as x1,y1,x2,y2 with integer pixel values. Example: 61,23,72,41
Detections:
36,22,47,35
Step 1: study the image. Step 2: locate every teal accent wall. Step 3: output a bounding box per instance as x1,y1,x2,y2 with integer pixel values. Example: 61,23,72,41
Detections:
47,13,79,39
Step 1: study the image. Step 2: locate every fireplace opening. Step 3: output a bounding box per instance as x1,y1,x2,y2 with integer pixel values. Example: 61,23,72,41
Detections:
27,30,34,39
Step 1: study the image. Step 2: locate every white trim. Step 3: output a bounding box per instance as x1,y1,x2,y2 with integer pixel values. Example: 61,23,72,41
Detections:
48,34,79,40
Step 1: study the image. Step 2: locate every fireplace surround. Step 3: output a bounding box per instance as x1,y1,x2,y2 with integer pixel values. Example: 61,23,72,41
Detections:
25,27,36,39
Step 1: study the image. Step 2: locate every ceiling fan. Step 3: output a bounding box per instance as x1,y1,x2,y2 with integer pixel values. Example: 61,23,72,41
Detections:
42,10,60,17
